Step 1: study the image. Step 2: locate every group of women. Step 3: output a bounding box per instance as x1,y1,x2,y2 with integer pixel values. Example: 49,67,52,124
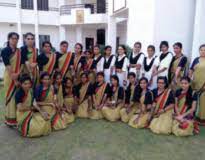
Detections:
1,31,205,138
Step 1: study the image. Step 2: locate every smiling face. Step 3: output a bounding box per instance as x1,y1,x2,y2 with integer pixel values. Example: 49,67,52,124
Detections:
118,46,125,55
157,79,166,90
133,43,141,53
180,79,190,91
173,45,182,55
25,35,34,47
147,47,155,57
161,45,168,53
21,80,32,91
140,79,148,90
9,34,19,47
60,43,68,54
105,47,112,56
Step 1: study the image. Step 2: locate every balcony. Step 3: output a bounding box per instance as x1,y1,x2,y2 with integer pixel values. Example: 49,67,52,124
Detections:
60,3,108,25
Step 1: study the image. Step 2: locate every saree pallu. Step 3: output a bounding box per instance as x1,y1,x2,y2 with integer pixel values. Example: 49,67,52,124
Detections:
17,91,51,137
40,87,67,131
58,52,73,79
169,57,187,91
102,88,123,122
73,55,83,85
120,85,136,123
192,58,205,123
43,53,56,76
63,97,75,125
22,48,39,87
89,83,107,120
149,89,173,134
128,96,150,128
4,49,22,126
76,83,90,118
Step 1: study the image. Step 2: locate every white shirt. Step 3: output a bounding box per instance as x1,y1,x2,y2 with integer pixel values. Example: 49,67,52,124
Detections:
117,54,129,72
94,55,105,72
105,55,116,70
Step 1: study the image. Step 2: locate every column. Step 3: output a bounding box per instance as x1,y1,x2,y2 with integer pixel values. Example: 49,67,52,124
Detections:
126,0,155,51
76,25,83,44
16,0,22,47
192,0,205,61
59,26,66,42
107,17,117,54
34,0,39,49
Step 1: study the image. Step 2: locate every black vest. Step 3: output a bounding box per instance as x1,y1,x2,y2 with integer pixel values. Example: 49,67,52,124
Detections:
129,52,144,64
91,55,103,69
115,56,126,69
104,55,115,69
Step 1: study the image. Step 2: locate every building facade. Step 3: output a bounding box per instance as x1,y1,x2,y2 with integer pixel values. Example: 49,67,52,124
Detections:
0,0,205,60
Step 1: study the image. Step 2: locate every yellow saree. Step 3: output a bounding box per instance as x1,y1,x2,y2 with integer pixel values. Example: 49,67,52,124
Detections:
43,53,56,75
17,90,51,137
4,49,22,126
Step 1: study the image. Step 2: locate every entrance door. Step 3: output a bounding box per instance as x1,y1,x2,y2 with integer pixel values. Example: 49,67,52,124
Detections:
85,38,94,50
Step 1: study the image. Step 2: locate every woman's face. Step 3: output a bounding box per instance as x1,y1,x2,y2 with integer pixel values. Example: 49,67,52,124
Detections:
56,75,62,84
111,78,118,86
173,45,182,55
133,44,141,53
200,47,205,57
157,79,166,90
161,45,168,53
21,80,31,91
75,44,82,54
94,47,100,55
118,46,125,55
60,44,68,53
128,76,135,84
140,80,147,90
66,79,73,87
147,48,154,57
180,80,190,91
105,48,112,56
43,43,51,53
42,76,50,86
86,52,93,59
25,35,34,47
9,35,18,47
81,75,88,83
97,75,104,83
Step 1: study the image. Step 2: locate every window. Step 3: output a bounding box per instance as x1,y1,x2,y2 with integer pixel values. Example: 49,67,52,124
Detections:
21,0,33,10
97,0,106,13
97,29,105,45
39,35,50,52
37,0,49,11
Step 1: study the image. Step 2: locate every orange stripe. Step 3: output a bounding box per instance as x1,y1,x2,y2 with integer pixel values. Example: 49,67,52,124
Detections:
61,53,72,77
157,90,170,113
47,54,56,75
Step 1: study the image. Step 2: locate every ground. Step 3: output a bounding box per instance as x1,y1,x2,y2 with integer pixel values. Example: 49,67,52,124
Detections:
0,84,205,160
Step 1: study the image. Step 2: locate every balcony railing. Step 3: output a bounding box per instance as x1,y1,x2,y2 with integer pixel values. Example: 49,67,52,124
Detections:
60,3,108,15
0,2,16,7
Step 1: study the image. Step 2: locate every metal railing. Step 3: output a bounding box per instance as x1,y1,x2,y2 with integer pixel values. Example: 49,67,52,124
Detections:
60,3,108,15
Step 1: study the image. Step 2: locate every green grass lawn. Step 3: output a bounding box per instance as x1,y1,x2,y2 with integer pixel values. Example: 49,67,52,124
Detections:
0,85,205,160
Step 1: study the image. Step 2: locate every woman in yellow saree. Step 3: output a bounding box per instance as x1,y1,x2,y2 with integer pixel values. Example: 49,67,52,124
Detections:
16,74,51,137
53,72,75,126
35,72,66,131
128,77,153,128
84,50,95,84
1,32,23,127
120,72,137,123
89,72,110,120
56,41,74,79
102,75,124,122
149,76,175,135
75,72,93,118
21,32,39,87
189,44,205,125
169,42,188,91
73,43,86,85
172,77,199,136
37,41,57,76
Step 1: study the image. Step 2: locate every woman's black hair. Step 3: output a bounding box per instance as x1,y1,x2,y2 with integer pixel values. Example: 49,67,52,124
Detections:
42,41,52,48
128,72,136,78
111,75,119,86
160,41,169,51
80,72,88,78
7,32,19,47
157,76,169,88
118,44,127,54
60,41,69,46
53,71,62,82
147,45,155,52
180,76,191,83
19,74,32,84
97,71,104,77
104,45,112,50
134,42,142,48
63,77,73,85
25,32,34,38
134,77,149,102
173,42,183,49
199,44,205,50
40,72,50,81
75,43,83,52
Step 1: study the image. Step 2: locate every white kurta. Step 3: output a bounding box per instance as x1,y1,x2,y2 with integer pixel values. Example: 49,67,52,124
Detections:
95,56,105,73
115,54,129,87
142,56,159,89
104,55,116,83
129,52,144,79
157,52,173,78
